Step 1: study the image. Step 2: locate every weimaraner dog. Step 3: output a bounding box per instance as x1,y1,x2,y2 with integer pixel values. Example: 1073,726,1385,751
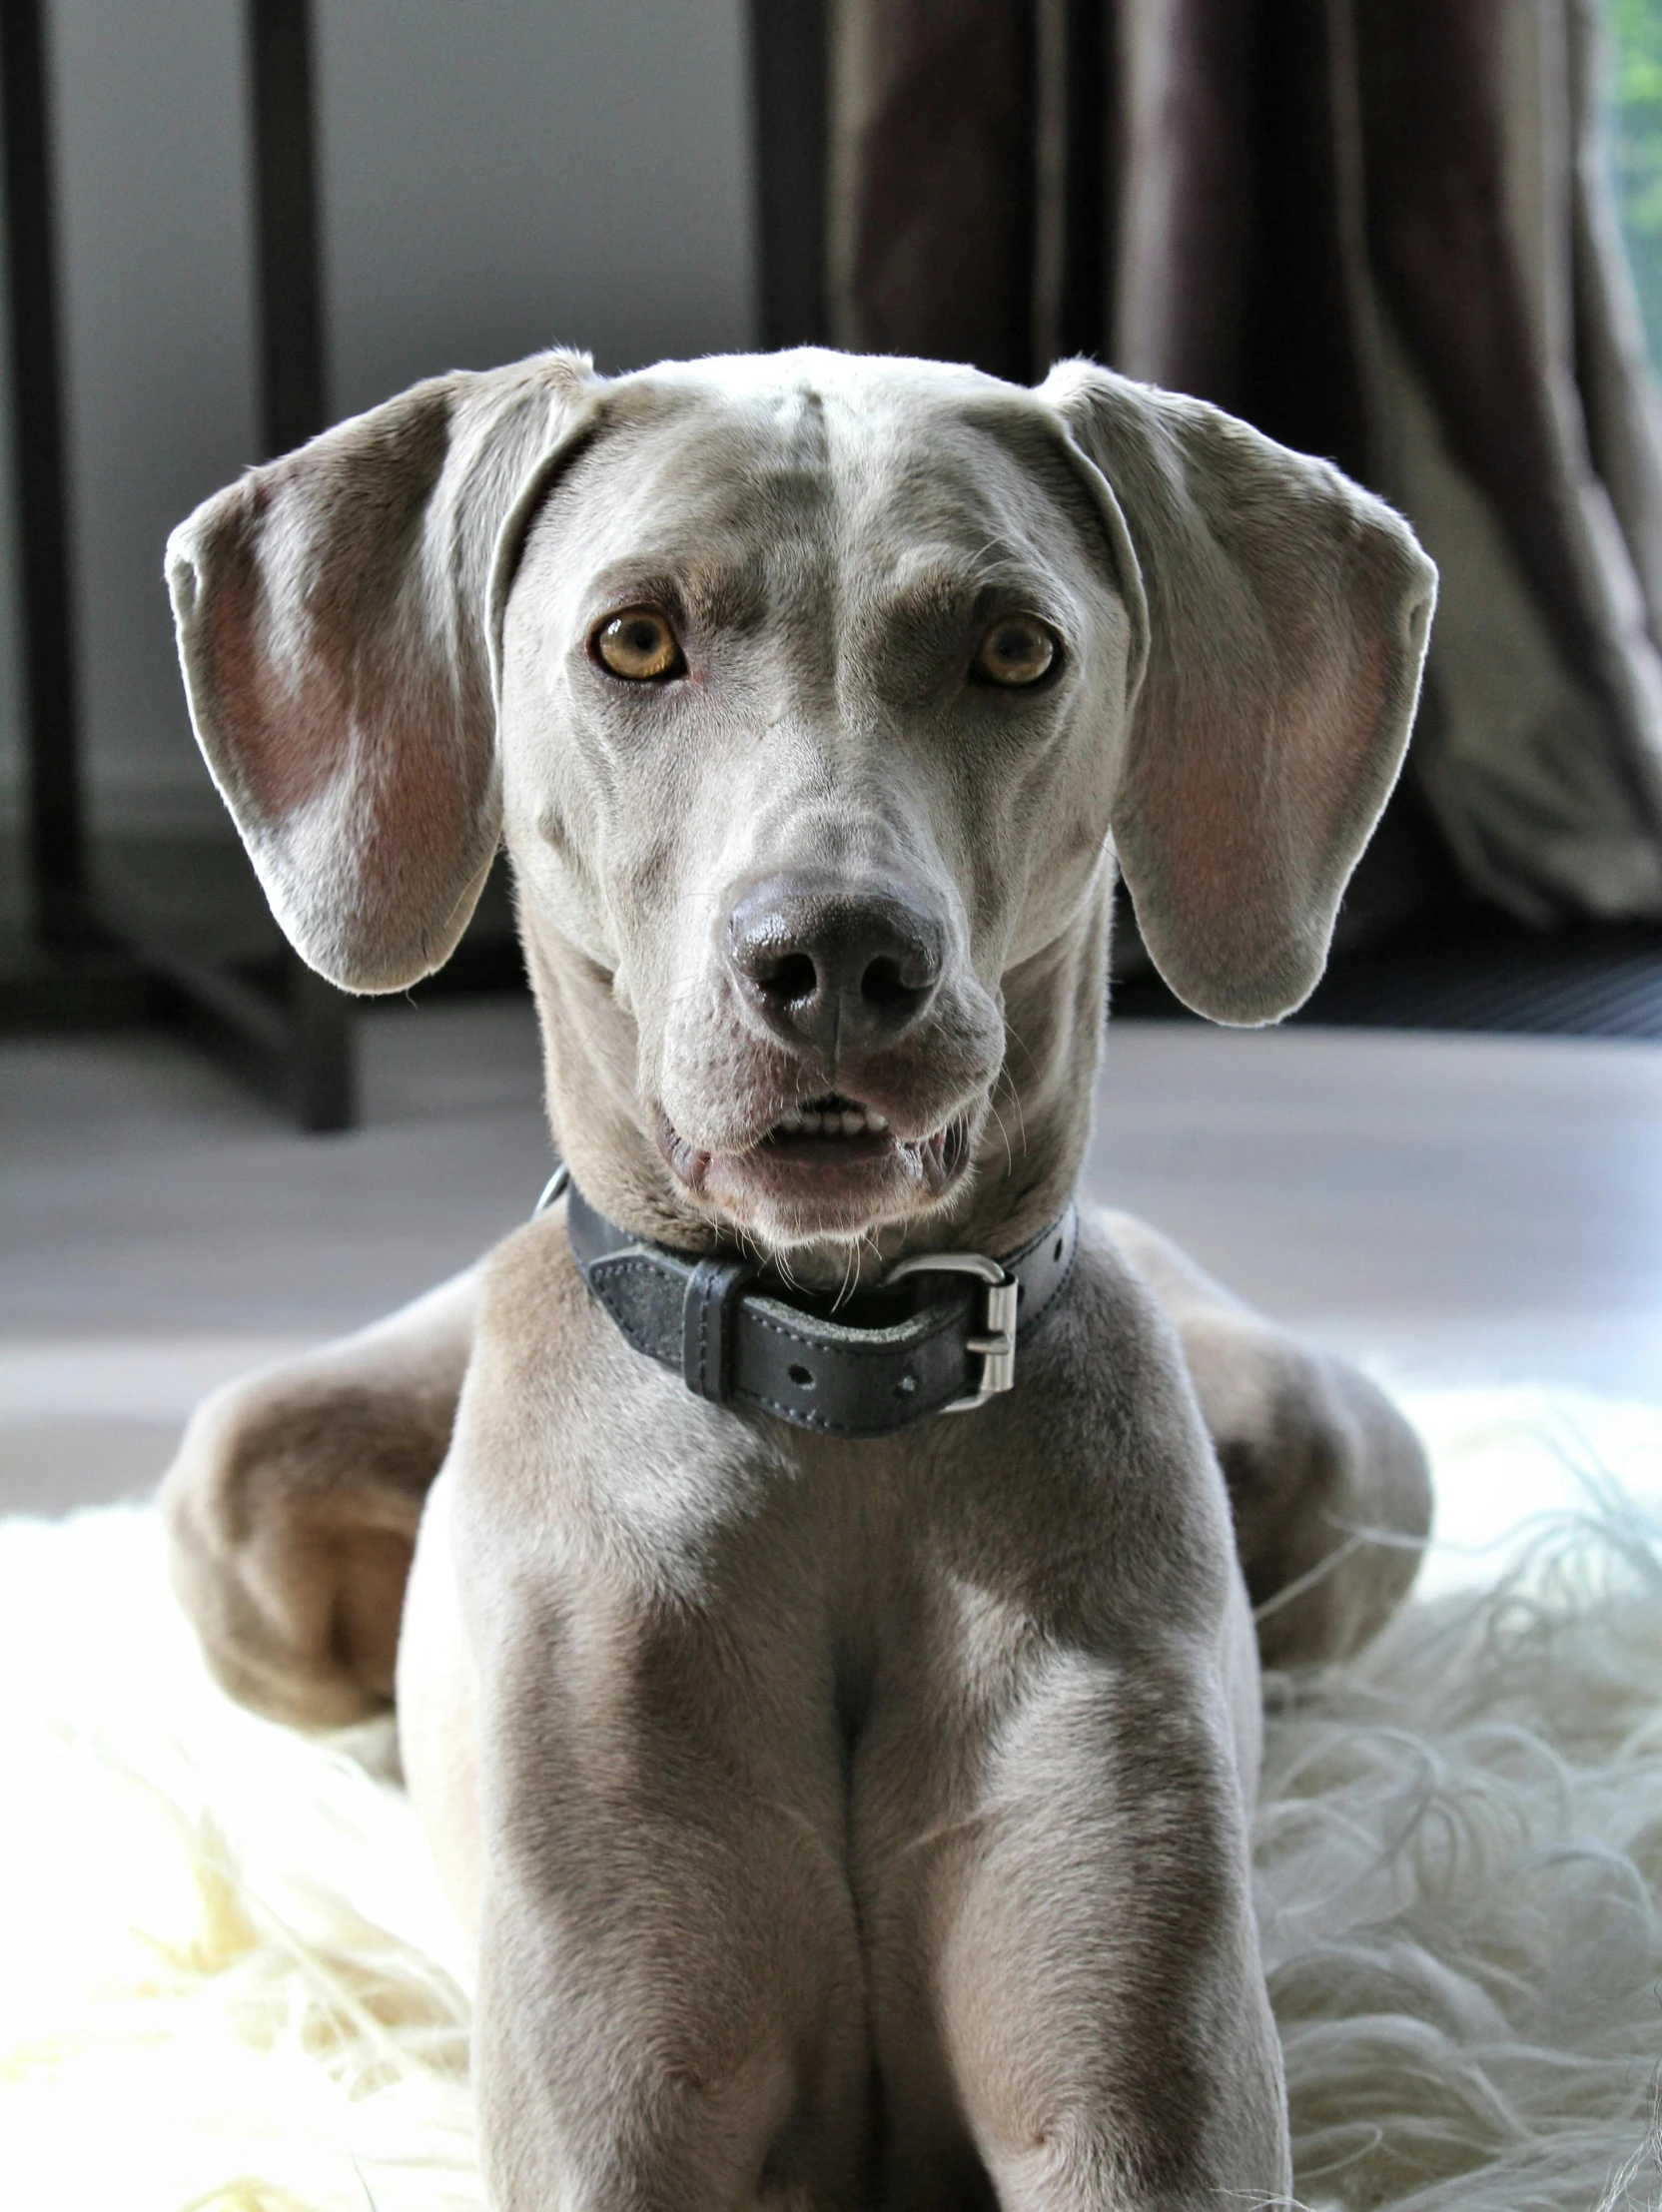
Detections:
161,347,1435,2212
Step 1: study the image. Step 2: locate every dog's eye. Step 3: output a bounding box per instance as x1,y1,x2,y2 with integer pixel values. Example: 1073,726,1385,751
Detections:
973,616,1057,687
972,616,1057,687
592,608,684,682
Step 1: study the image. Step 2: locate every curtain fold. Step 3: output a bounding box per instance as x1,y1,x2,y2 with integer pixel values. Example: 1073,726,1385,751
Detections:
829,0,1662,923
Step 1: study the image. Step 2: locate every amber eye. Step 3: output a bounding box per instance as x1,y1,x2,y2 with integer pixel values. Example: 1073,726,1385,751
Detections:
972,615,1057,687
592,607,683,681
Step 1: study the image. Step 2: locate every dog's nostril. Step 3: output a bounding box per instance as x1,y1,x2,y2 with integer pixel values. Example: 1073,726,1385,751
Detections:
759,952,819,1008
861,954,928,1017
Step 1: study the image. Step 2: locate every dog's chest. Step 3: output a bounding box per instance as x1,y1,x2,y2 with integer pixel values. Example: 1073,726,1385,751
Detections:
460,1210,1231,1681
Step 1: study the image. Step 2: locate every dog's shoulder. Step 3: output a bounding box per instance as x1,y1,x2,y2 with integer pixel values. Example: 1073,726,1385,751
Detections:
469,1210,595,1388
886,1200,1243,1644
452,1210,799,1567
1032,1197,1211,1428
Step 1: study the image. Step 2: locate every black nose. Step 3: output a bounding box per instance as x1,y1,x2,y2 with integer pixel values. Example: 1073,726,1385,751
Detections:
727,876,945,1056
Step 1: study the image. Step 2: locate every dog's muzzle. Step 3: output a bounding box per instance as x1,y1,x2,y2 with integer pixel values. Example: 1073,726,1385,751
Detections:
534,1166,1078,1439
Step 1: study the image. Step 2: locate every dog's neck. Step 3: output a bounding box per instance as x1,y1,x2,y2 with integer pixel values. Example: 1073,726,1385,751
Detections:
519,890,1111,1286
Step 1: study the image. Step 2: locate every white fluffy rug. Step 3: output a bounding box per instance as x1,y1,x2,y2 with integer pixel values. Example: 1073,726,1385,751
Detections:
5,1389,1662,2212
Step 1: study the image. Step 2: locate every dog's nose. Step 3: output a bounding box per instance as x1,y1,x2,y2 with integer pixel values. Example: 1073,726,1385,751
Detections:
727,876,945,1055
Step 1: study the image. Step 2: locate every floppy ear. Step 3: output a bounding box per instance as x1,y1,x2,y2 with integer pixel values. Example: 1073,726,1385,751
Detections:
1041,362,1436,1025
166,349,598,992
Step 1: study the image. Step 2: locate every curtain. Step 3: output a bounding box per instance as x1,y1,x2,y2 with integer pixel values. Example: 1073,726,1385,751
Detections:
828,0,1662,924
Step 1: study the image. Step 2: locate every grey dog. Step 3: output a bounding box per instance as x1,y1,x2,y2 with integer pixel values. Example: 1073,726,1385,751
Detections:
161,346,1436,2212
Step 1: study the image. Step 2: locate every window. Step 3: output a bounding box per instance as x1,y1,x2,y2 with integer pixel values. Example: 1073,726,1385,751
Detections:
1611,0,1662,363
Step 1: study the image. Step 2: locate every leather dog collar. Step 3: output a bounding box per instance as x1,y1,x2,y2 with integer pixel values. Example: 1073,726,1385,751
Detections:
537,1167,1079,1440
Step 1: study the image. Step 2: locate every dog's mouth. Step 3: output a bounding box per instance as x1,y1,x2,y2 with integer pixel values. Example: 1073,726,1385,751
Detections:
759,1091,892,1154
656,1091,971,1233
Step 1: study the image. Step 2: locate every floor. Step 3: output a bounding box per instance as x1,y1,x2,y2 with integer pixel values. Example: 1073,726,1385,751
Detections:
3,996,1661,1515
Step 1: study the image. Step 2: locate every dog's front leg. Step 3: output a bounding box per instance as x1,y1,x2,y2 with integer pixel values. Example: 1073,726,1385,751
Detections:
1101,1210,1431,1666
926,1633,1289,2212
456,1520,871,2212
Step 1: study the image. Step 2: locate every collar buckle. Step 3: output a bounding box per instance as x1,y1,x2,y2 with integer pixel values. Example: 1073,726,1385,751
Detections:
880,1249,1019,1412
533,1161,572,1216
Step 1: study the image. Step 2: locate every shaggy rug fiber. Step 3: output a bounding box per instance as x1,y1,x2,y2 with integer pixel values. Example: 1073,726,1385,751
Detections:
4,1388,1662,2212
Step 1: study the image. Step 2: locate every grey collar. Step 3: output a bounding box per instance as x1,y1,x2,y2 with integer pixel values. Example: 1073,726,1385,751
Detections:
536,1166,1079,1440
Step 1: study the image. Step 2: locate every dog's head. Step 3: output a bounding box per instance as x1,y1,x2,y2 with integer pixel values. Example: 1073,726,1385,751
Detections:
168,349,1432,1257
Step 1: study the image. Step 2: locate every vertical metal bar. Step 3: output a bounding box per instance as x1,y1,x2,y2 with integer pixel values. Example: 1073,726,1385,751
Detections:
1061,0,1109,364
748,0,830,348
0,0,88,949
247,0,325,453
245,0,354,1130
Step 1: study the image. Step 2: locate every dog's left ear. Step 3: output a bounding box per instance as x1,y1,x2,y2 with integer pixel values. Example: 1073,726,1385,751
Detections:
1041,363,1436,1025
167,349,598,993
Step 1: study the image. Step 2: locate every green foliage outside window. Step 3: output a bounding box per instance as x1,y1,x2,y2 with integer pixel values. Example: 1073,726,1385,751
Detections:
1612,0,1662,364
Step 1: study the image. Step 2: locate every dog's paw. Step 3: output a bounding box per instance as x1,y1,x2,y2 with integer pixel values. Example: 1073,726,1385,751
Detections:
161,1365,440,1729
1189,1318,1432,1667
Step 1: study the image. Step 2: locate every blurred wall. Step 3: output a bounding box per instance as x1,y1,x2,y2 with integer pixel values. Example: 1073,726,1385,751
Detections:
0,0,756,842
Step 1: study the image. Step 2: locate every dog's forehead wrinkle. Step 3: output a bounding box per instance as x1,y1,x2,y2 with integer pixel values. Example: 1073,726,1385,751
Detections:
832,395,1073,529
548,415,833,582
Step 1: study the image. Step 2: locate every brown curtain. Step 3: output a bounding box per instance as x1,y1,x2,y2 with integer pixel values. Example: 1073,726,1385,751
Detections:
828,0,1662,924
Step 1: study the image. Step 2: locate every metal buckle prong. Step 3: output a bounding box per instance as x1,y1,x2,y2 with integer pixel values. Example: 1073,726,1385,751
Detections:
879,1249,1019,1412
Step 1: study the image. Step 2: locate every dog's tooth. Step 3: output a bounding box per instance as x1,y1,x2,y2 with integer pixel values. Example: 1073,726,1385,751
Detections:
778,1107,802,1129
841,1109,866,1135
867,1110,889,1132
799,1110,823,1133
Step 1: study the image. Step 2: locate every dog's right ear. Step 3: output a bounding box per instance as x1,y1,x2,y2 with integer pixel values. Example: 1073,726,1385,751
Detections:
166,350,598,992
